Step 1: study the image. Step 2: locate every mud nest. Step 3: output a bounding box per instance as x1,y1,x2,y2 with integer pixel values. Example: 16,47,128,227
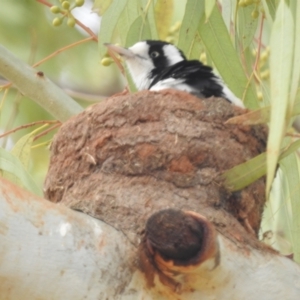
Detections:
44,90,267,247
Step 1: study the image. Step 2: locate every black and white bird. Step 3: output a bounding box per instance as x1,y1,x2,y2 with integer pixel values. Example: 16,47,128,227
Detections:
105,40,244,108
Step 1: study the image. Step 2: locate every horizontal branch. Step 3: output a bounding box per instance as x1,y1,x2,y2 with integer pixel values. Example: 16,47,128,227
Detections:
1,174,300,299
0,178,135,299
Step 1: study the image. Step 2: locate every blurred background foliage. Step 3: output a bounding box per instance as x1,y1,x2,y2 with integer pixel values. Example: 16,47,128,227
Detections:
0,0,300,262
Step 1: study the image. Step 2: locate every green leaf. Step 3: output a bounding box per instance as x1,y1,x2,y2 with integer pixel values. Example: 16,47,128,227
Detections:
92,0,113,16
280,151,300,262
222,0,232,32
266,0,294,197
226,106,271,125
0,148,42,197
198,5,259,109
98,0,128,56
11,132,34,169
126,16,152,47
237,4,259,51
135,0,158,38
222,139,300,192
177,0,205,57
289,1,300,110
222,151,267,191
205,0,216,20
226,96,300,126
261,0,278,23
188,33,203,61
116,0,139,46
155,0,174,40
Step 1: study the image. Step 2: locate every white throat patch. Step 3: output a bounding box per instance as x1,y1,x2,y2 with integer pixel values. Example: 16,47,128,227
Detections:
125,42,154,90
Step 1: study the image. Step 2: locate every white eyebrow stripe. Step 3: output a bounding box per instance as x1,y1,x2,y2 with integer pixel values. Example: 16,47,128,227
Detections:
163,44,185,66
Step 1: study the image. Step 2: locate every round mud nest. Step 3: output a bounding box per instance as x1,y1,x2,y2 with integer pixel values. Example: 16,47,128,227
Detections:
44,90,267,246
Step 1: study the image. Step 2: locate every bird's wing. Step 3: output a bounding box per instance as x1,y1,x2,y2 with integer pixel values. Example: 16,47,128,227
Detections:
149,61,224,99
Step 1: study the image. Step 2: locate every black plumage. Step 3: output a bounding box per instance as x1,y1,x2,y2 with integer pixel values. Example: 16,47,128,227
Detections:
149,60,224,99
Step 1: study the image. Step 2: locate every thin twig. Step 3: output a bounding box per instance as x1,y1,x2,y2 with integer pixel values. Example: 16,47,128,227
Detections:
33,123,61,141
241,14,265,102
36,0,51,8
75,19,98,42
253,13,265,72
0,36,94,92
33,36,94,68
0,120,60,139
286,132,300,138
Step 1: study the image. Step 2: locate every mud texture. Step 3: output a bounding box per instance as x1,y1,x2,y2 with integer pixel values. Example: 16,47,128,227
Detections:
44,90,267,248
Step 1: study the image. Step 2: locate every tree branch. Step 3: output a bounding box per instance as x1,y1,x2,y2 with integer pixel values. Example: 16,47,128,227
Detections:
0,44,83,121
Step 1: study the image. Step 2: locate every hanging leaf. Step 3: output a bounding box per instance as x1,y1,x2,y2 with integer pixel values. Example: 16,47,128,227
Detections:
266,1,294,197
116,0,139,46
144,0,159,40
188,33,204,61
11,132,34,168
98,0,128,56
205,0,216,21
222,151,267,191
198,5,259,109
177,0,205,57
226,106,271,125
261,0,279,22
92,0,113,16
289,1,300,111
222,139,300,192
126,16,152,47
227,97,300,126
280,152,300,262
0,148,42,196
237,4,259,51
222,0,232,32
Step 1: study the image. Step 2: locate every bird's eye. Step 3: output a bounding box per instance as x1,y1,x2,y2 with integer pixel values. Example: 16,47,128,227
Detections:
150,51,160,58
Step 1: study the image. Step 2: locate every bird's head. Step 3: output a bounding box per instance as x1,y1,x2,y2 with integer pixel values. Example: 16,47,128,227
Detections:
104,40,186,90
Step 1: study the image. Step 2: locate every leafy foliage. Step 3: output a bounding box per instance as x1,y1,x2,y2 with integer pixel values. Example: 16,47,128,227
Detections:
1,0,300,261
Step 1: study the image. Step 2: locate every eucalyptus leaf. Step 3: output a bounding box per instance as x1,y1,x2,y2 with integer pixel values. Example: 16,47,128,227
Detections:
116,0,139,47
222,139,300,192
11,132,34,169
289,1,300,110
280,152,300,262
226,97,300,126
222,152,267,191
98,0,128,56
126,16,152,47
237,4,259,51
145,0,159,40
226,106,271,125
198,5,259,109
188,33,203,61
261,0,279,22
205,0,216,20
0,148,42,197
222,0,232,32
92,0,113,16
177,0,205,57
267,1,294,196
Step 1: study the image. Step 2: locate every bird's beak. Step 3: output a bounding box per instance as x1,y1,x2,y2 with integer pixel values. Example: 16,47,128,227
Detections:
104,43,134,59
